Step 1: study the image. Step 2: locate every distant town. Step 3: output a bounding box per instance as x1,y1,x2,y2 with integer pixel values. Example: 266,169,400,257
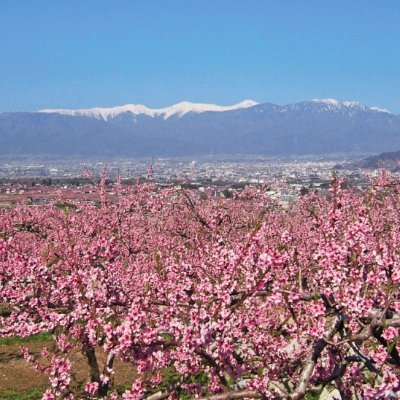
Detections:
0,155,375,209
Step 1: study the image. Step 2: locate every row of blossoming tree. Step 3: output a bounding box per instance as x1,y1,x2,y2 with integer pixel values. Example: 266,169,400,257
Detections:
0,171,399,399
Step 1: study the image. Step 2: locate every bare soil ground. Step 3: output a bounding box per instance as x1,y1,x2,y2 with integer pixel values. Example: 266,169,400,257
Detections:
0,341,135,398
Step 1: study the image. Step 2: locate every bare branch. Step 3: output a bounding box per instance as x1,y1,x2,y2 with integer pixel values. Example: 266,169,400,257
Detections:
289,313,343,400
196,390,263,400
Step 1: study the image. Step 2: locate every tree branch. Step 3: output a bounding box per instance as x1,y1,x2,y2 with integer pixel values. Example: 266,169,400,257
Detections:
196,390,263,400
288,313,344,400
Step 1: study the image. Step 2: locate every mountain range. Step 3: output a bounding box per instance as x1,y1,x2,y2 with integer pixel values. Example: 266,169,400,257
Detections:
0,99,399,157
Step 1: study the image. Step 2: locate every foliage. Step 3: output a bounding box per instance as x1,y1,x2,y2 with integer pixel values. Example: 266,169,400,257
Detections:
0,333,51,346
0,389,43,400
0,172,400,399
222,189,232,198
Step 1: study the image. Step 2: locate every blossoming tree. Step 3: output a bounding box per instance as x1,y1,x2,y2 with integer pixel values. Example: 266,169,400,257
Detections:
0,172,399,399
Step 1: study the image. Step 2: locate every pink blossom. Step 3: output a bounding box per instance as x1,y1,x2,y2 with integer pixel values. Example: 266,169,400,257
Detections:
382,327,399,342
41,390,55,400
85,381,99,396
1,173,400,398
372,347,388,364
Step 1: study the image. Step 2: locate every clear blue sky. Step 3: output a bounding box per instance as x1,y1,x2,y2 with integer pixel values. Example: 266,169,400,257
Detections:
1,0,399,112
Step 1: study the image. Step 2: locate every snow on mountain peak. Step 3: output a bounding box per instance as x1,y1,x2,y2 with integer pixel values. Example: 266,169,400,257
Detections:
39,100,259,120
160,100,259,118
39,104,157,120
311,99,391,113
371,106,391,114
312,98,340,106
38,99,393,119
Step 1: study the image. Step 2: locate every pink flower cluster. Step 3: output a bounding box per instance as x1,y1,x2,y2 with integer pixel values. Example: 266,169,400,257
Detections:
0,172,399,398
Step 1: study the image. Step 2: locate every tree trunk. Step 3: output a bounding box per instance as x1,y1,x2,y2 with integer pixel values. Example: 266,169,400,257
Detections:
85,347,115,398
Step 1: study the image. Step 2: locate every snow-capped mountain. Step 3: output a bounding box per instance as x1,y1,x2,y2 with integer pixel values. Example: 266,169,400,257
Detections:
39,100,259,120
278,99,392,114
0,99,399,157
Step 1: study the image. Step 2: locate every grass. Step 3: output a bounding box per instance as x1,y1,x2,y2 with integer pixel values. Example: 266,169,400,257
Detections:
114,383,132,395
0,333,52,346
304,393,320,400
0,389,42,400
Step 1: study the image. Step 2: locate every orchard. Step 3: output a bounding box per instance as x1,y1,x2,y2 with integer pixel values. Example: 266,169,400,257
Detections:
0,171,399,399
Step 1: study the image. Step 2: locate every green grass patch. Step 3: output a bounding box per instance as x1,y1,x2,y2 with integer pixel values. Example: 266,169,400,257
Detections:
0,389,42,400
304,393,320,400
0,333,52,346
114,384,132,395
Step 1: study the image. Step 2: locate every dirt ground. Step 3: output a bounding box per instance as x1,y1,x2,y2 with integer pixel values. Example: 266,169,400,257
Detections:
0,341,135,396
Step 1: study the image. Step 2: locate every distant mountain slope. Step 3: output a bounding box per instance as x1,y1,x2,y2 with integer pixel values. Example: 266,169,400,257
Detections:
349,149,400,170
0,99,399,157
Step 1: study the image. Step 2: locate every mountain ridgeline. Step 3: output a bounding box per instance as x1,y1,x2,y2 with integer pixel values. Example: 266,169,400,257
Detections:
1,99,399,157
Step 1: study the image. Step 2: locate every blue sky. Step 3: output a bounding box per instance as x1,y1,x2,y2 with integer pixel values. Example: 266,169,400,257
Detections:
1,0,399,112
